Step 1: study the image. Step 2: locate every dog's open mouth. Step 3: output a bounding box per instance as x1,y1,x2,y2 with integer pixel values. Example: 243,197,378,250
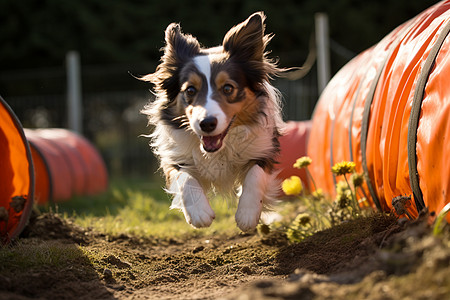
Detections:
201,133,227,152
200,117,235,153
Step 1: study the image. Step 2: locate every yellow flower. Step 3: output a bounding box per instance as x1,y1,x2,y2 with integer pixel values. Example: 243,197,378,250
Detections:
293,213,311,227
336,180,350,194
336,191,351,208
312,188,324,200
282,176,303,196
335,181,352,208
331,161,356,176
293,156,312,169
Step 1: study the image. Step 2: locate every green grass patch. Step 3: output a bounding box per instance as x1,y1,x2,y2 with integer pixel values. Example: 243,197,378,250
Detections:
0,239,86,272
47,176,241,239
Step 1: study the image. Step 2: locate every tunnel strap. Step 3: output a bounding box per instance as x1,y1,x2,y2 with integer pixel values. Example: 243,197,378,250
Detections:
360,52,390,211
407,20,450,213
360,23,413,212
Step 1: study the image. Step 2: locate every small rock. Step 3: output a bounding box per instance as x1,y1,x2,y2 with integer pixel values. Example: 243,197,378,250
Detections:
254,280,273,289
103,255,131,269
241,266,253,275
107,284,125,291
193,246,205,254
103,268,113,279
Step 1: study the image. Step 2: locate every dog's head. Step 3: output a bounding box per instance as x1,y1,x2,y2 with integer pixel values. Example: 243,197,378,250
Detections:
144,12,279,153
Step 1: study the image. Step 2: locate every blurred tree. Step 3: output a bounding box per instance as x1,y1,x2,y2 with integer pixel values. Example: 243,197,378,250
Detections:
0,0,438,72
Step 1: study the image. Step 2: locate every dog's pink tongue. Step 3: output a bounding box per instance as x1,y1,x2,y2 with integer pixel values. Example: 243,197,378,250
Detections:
202,135,223,152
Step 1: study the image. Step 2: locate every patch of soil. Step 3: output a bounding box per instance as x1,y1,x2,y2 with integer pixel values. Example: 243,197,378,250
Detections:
20,210,91,245
228,216,450,300
274,214,402,276
1,212,449,300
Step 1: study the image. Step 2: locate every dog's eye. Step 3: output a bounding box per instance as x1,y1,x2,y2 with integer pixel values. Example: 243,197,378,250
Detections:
185,86,197,97
223,84,234,95
186,86,197,96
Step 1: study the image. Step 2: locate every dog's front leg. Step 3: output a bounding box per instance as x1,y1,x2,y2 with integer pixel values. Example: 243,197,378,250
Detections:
168,170,215,228
235,164,269,232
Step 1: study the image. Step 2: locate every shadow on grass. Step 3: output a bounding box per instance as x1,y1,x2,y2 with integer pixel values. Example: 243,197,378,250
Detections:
1,214,117,299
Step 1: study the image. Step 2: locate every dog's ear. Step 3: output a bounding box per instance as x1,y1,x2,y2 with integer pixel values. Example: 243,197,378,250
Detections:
223,12,271,62
163,23,201,65
142,23,200,100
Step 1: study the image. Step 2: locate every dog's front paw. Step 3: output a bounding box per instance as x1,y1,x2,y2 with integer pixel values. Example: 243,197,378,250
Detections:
181,177,215,228
184,200,216,228
235,202,262,232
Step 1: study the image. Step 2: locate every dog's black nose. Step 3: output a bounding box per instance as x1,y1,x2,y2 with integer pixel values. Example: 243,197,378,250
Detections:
200,116,218,133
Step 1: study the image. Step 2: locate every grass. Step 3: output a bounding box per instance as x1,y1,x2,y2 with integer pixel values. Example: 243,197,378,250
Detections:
0,176,243,274
46,176,241,239
0,239,87,271
0,175,300,275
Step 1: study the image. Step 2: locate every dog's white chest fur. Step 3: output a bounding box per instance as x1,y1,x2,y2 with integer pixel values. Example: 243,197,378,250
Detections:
192,125,263,188
166,122,281,231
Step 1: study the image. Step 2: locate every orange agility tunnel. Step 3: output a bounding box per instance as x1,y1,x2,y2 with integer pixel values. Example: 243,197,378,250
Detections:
0,96,34,243
25,128,109,204
308,0,450,222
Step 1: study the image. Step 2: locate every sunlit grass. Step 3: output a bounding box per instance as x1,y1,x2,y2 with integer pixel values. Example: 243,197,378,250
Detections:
0,239,86,271
51,176,241,239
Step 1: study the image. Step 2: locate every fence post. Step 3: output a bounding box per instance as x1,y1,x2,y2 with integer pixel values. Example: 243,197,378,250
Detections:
66,51,83,133
315,13,331,95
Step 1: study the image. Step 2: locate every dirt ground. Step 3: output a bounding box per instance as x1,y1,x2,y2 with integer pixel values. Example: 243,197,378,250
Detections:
0,212,449,300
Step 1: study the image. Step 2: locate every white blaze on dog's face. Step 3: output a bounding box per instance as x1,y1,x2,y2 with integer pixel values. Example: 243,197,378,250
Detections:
180,51,267,153
184,55,230,152
145,12,278,153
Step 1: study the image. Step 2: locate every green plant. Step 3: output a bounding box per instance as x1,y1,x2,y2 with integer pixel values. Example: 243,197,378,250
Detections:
282,158,372,243
433,202,450,236
50,177,240,239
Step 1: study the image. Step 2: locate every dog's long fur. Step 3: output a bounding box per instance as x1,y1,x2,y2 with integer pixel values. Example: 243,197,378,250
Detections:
142,12,284,231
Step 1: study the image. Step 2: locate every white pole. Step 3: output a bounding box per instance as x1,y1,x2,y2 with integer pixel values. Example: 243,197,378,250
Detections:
315,13,331,95
66,51,83,133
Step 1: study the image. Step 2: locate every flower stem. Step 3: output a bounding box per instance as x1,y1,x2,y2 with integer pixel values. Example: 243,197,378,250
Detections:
358,186,370,203
344,174,360,214
306,168,317,192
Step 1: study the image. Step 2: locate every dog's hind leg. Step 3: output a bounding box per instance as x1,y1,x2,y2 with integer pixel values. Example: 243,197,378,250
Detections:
235,164,274,232
168,170,215,228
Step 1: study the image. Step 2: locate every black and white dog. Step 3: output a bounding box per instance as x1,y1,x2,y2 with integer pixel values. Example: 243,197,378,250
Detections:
142,12,283,231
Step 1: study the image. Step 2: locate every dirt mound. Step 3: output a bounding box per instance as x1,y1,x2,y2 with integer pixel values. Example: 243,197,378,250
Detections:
274,214,400,275
227,217,450,300
1,212,449,299
20,211,90,244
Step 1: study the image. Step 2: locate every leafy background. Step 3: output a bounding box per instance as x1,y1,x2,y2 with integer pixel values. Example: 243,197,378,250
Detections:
1,0,437,70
